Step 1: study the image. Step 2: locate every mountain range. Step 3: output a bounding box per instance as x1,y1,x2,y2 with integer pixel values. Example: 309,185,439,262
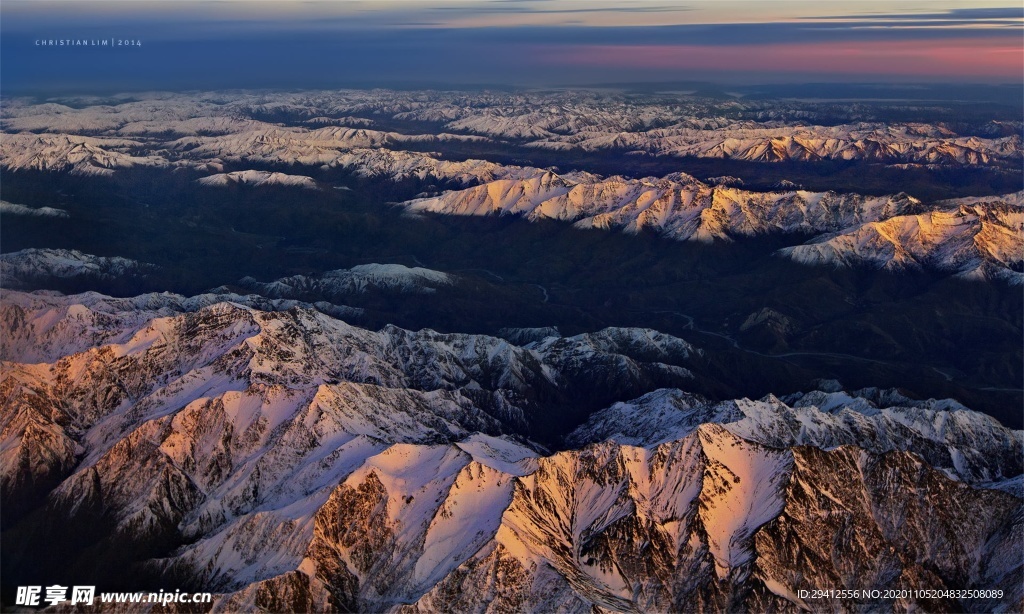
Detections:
1,289,1020,611
2,90,1021,283
404,170,1023,283
2,91,1020,169
1,88,1022,613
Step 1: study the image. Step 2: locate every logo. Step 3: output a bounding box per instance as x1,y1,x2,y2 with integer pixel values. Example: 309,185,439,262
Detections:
15,585,95,606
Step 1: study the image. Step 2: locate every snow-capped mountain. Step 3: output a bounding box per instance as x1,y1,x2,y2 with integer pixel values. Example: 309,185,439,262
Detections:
566,387,1023,486
0,133,169,175
526,122,1021,167
2,88,1022,611
0,248,154,289
779,197,1024,283
297,429,1019,613
404,169,1023,280
197,170,319,189
0,290,365,364
1,290,1020,612
404,168,921,242
2,90,1019,168
2,90,1019,284
169,125,486,171
232,264,456,299
0,289,696,456
0,131,506,188
0,200,69,218
1,289,697,585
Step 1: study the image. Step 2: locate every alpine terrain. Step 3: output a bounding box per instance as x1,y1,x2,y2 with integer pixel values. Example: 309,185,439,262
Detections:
1,87,1022,612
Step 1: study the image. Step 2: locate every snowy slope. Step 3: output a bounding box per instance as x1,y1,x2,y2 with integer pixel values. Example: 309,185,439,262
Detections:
0,201,69,218
223,427,1021,613
4,90,1017,169
406,171,1022,280
1,290,1020,612
567,387,1023,484
235,264,455,298
0,248,154,289
779,196,1024,283
404,168,921,242
527,122,1021,166
197,170,318,189
0,133,169,175
3,90,1019,284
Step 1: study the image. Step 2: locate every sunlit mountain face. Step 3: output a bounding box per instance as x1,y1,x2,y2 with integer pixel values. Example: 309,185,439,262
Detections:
1,2,1022,613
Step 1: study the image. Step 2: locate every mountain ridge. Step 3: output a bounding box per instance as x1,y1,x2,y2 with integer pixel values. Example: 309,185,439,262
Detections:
1,290,1020,612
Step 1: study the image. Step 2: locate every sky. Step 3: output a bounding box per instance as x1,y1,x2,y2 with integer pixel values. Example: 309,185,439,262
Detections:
1,1,1021,93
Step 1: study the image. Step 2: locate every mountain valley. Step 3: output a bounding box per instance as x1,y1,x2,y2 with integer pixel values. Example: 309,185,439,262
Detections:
1,87,1021,612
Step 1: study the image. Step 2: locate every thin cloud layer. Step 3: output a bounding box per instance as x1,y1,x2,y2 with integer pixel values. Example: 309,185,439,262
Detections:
1,1,1020,91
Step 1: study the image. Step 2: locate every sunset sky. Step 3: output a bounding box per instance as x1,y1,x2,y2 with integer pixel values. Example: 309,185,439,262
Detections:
1,1,1021,92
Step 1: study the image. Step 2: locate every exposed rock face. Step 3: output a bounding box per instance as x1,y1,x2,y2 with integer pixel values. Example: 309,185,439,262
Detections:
1,290,1021,612
405,170,924,243
567,388,1024,486
779,199,1024,284
0,290,695,537
225,428,1021,613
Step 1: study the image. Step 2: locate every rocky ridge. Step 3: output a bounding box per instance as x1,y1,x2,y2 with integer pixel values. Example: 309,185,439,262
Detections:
0,290,1020,612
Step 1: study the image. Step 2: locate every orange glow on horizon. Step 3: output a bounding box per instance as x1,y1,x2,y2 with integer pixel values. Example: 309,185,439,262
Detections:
540,37,1024,80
